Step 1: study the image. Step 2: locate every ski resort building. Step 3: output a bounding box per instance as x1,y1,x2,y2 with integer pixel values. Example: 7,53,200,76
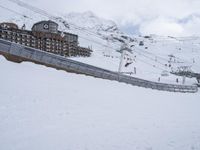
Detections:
0,20,92,57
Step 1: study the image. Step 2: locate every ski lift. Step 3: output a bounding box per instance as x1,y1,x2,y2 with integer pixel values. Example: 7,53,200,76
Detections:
124,55,133,67
161,70,169,77
125,62,133,67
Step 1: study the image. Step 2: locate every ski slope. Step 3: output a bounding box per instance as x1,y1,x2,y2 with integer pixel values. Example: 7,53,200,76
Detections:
1,1,200,149
0,56,200,150
0,0,200,85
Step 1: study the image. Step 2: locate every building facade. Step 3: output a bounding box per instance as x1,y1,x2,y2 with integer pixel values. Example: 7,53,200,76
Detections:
0,20,92,57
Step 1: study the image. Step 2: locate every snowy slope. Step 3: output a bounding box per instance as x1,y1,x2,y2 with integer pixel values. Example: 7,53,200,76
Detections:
0,55,200,150
62,11,120,33
0,0,200,85
1,2,200,149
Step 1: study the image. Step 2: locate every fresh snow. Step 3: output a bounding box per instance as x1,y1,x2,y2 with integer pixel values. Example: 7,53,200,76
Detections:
1,2,200,149
0,56,200,150
0,1,200,85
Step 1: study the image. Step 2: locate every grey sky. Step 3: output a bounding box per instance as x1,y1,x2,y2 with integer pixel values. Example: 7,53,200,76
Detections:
4,0,200,36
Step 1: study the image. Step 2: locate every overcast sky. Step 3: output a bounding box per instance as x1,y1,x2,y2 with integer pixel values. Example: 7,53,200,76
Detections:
5,0,200,36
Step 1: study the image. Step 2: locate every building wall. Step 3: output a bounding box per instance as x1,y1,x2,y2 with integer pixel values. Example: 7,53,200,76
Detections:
32,21,78,44
0,23,19,30
32,21,58,34
0,26,92,57
58,31,78,43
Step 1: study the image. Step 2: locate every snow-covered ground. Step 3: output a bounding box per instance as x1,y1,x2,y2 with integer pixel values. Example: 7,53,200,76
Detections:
0,56,200,150
1,1,200,149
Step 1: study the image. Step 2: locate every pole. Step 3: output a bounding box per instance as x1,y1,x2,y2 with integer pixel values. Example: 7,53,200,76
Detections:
182,76,186,84
118,47,126,73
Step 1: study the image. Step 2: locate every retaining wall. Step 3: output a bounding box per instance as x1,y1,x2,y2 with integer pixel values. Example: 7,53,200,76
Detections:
0,39,198,93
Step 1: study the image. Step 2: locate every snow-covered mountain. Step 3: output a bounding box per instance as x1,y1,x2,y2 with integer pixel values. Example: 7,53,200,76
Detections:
1,1,200,150
0,0,200,85
62,11,120,33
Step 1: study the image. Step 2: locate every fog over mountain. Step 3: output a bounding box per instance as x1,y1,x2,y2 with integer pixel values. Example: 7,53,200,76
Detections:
1,0,199,36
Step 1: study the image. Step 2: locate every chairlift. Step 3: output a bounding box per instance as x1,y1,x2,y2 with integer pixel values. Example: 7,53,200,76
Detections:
125,62,133,67
161,70,169,77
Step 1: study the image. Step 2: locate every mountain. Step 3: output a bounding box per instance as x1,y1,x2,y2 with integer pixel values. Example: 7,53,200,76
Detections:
0,1,200,85
0,1,200,150
62,11,120,33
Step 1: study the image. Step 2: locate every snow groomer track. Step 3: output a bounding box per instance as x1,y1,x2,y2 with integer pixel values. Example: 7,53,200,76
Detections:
0,39,198,93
